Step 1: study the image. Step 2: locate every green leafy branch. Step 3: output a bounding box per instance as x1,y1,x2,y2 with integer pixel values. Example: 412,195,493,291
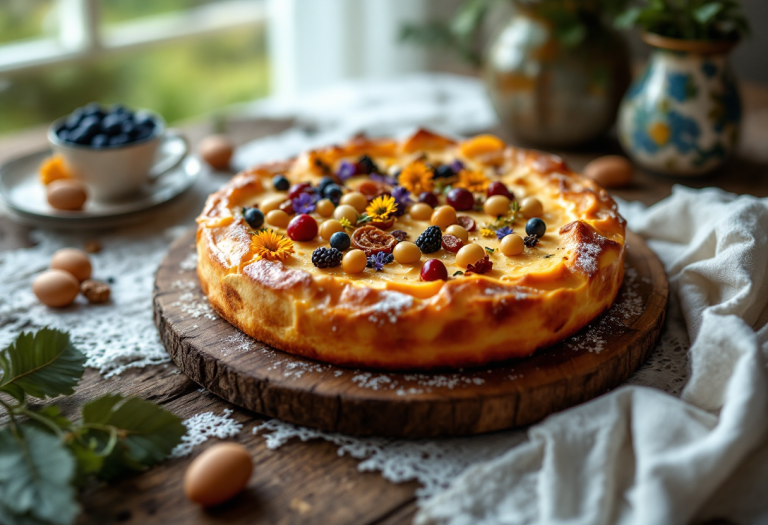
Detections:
614,0,750,41
0,328,186,525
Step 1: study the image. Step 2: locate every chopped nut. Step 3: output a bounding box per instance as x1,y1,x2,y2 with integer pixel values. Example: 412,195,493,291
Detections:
81,279,110,304
83,240,102,253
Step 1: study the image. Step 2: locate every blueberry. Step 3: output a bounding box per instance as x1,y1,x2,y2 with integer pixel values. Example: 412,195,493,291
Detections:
434,164,454,179
83,102,105,118
273,175,290,191
525,218,546,237
134,112,156,128
102,114,123,136
109,134,130,146
79,115,101,135
317,176,335,194
330,231,351,251
68,127,92,145
91,134,109,148
57,130,70,142
110,104,129,115
135,125,153,141
323,183,343,203
66,108,85,129
121,120,137,138
243,207,264,229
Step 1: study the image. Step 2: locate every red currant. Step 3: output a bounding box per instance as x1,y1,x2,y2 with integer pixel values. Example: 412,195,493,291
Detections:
420,259,448,281
487,181,513,200
419,191,439,208
288,182,313,200
287,214,318,241
446,188,474,211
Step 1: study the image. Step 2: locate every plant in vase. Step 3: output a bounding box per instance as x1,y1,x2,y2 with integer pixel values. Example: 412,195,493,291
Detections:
615,0,750,176
401,0,632,148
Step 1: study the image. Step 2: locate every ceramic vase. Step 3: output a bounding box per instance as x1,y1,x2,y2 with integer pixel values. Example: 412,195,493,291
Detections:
618,34,742,177
484,3,631,148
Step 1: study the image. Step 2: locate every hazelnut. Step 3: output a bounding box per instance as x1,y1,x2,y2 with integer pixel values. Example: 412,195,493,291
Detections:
81,279,111,304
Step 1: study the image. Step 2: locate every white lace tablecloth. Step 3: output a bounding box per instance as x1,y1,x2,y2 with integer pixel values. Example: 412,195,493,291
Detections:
1,74,766,524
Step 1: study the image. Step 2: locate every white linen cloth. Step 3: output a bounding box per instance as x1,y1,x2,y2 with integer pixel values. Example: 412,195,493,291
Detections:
417,186,768,525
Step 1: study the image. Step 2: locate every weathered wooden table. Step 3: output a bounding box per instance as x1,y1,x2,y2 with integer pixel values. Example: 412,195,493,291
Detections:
1,83,766,525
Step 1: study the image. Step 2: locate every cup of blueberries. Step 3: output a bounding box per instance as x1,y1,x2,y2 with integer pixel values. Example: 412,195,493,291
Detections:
48,103,188,201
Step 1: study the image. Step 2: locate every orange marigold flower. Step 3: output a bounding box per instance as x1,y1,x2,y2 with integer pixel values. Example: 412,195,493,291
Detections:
455,169,490,193
39,155,70,185
398,161,434,195
250,229,294,262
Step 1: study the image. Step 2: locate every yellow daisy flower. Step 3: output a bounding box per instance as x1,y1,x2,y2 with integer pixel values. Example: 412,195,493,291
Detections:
338,217,353,229
454,169,490,193
480,227,496,238
365,195,398,222
250,229,294,262
398,161,434,195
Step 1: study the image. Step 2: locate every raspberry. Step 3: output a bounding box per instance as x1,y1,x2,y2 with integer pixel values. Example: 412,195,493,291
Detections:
415,225,442,254
311,247,343,269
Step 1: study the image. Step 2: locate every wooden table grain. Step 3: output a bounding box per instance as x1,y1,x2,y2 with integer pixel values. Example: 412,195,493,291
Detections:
0,83,766,525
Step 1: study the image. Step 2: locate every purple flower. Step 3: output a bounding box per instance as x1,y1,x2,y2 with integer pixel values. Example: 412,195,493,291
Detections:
450,159,465,174
391,186,412,217
292,192,317,214
366,251,394,271
496,226,514,240
337,160,357,181
369,172,397,186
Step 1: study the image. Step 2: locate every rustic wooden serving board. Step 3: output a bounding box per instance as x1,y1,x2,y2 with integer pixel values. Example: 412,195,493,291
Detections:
154,229,668,439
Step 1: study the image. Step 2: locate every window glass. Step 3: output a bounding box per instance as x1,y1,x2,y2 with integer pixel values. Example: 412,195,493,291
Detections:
0,26,269,134
0,0,58,45
100,0,237,26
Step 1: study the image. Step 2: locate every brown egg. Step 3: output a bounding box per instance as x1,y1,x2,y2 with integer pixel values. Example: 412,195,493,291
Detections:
584,155,633,189
199,135,234,170
50,248,92,282
46,179,87,211
184,443,253,507
32,270,80,308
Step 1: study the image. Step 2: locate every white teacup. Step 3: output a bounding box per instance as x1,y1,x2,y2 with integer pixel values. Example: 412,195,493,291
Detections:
47,111,189,202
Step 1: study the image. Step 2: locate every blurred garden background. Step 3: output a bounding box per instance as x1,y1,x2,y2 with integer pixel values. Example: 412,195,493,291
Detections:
0,0,269,134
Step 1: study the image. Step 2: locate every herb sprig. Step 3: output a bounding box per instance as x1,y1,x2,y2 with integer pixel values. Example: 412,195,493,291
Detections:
0,329,185,525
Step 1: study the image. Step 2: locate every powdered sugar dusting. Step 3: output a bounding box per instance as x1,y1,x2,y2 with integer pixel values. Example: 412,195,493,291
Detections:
170,409,244,458
367,291,414,325
574,233,607,275
179,252,198,272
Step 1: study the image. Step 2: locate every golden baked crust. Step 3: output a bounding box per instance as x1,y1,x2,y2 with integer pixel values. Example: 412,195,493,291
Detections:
196,130,626,370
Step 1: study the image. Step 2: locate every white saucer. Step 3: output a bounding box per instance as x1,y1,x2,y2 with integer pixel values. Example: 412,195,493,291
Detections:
0,136,200,229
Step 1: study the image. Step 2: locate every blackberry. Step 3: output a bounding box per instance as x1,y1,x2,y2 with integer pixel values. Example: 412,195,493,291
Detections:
415,225,442,254
357,155,379,174
312,247,343,269
434,164,455,179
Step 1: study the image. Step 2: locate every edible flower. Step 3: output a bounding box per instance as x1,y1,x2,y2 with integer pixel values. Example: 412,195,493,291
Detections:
398,160,434,195
496,226,514,240
292,192,317,214
365,194,398,223
449,159,465,174
369,172,397,186
250,229,294,262
338,217,354,230
391,186,412,216
454,169,490,193
337,160,357,181
366,251,394,271
39,155,70,185
480,227,496,238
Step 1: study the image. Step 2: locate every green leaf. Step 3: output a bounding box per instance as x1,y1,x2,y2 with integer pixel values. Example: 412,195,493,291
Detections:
0,426,79,525
0,329,85,402
693,3,723,24
66,440,104,486
80,394,185,481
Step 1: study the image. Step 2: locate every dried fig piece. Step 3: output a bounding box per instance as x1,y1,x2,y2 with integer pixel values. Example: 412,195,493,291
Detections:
370,218,395,230
457,215,476,232
391,230,409,242
441,235,464,253
351,225,397,256
465,255,493,275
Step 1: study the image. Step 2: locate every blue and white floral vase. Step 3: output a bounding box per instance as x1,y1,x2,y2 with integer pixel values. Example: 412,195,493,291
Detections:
618,34,741,177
